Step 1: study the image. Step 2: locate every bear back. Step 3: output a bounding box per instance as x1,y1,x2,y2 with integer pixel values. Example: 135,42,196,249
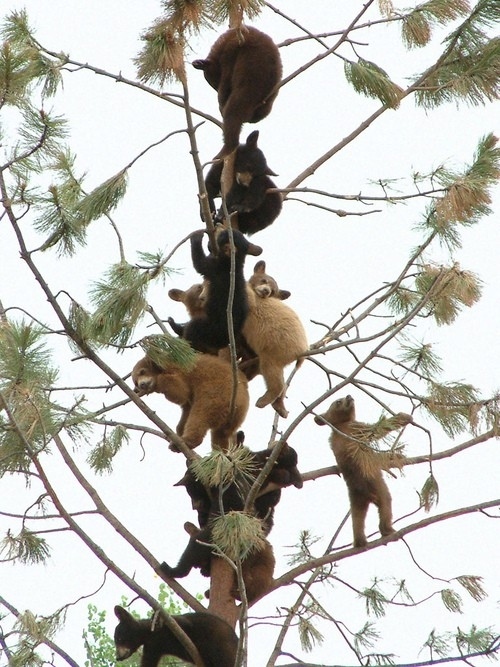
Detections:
193,26,282,157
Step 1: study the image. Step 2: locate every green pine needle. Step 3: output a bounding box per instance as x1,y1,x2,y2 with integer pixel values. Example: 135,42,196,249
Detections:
87,426,130,475
87,262,149,347
298,616,324,652
76,171,128,226
441,588,463,613
344,58,402,108
420,473,440,511
140,333,197,369
210,511,266,561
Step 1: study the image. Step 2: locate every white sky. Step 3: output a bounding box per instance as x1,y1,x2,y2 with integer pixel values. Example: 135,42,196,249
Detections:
0,2,499,666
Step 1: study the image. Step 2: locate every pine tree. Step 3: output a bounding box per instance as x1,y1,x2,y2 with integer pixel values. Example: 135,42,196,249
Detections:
1,2,499,666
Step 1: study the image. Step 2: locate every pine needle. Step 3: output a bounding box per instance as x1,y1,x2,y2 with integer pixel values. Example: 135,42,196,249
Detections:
210,512,266,561
441,588,463,613
456,575,487,602
135,18,186,85
344,58,403,108
140,333,197,369
210,0,265,24
420,473,439,511
76,171,128,226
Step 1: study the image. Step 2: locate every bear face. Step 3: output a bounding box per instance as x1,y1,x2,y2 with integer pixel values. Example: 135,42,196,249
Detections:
131,354,249,451
113,605,238,667
204,131,283,235
248,260,291,300
315,395,412,548
192,26,282,158
172,229,261,354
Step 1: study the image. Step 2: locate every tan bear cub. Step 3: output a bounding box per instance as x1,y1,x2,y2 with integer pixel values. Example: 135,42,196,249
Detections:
242,261,308,418
315,395,412,547
132,355,249,451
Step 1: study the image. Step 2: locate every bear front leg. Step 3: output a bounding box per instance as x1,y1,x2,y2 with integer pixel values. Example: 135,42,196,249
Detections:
168,406,191,452
180,408,211,450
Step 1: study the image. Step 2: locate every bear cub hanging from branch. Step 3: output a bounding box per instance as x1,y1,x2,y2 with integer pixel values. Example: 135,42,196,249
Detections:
315,395,412,548
193,26,282,158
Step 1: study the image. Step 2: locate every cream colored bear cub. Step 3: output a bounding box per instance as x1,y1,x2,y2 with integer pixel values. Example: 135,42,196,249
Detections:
242,261,308,418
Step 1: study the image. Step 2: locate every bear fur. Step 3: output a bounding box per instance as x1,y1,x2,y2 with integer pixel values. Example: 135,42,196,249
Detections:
204,131,283,235
131,354,249,451
241,261,308,418
160,523,275,604
175,441,303,533
314,395,412,547
113,605,238,667
167,283,207,336
193,26,282,158
169,229,262,354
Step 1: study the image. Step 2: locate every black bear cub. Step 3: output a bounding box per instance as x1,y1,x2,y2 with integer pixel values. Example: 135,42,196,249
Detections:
169,228,262,353
113,605,238,667
204,130,283,235
193,26,282,157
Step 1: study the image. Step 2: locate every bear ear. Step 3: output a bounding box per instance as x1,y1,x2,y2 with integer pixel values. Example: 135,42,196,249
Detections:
246,130,259,148
253,260,266,274
192,58,209,70
168,288,184,302
114,606,133,622
279,289,291,300
247,241,263,257
184,521,200,537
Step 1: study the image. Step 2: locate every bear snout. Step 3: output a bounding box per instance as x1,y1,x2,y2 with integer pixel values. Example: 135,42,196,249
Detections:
134,377,153,394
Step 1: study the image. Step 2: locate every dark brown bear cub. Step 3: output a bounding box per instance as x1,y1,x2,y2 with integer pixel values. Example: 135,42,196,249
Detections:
204,131,283,235
193,26,282,157
315,395,412,548
113,605,237,667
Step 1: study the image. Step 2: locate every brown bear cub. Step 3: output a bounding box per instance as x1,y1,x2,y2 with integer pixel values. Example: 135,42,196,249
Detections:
315,395,412,547
113,605,238,667
193,26,282,157
131,354,249,451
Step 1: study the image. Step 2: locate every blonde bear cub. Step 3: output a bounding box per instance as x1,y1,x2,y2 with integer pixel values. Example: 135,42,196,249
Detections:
242,261,308,418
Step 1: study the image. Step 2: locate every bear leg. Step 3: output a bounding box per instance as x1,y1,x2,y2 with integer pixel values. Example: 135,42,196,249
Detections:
255,360,285,412
348,490,370,548
375,480,395,537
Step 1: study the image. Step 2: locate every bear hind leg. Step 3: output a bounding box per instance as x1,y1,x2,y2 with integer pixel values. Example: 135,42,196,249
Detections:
255,360,286,413
349,490,370,548
374,481,395,537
